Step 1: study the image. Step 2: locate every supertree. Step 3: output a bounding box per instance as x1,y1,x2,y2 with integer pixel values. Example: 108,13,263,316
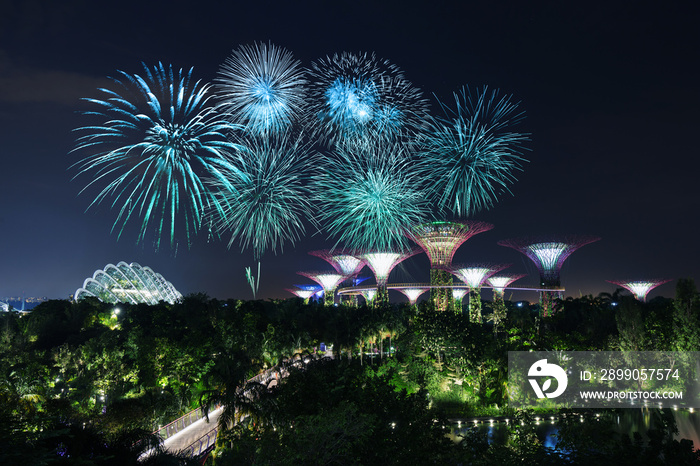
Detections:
307,52,429,147
498,235,600,317
417,86,529,217
407,220,494,311
395,287,430,306
72,63,245,250
313,141,431,252
452,264,509,323
286,286,320,303
359,288,378,305
487,273,526,333
309,250,367,306
359,249,422,307
308,250,366,276
216,42,307,134
607,279,671,302
452,288,469,314
210,133,317,259
297,272,346,306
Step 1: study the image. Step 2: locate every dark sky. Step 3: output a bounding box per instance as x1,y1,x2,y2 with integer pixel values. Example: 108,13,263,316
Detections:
0,0,698,302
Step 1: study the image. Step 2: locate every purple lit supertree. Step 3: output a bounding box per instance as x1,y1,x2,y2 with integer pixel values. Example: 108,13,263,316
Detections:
395,287,430,306
607,279,671,302
452,264,509,322
297,272,346,306
407,220,494,312
359,288,378,305
498,235,600,317
308,250,366,276
360,249,421,307
286,286,320,303
487,273,526,332
451,288,469,313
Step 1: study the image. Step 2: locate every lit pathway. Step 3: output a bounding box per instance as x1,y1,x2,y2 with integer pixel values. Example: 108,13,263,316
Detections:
163,406,222,454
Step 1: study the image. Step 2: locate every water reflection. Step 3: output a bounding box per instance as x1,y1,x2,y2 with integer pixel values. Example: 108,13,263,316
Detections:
450,409,700,450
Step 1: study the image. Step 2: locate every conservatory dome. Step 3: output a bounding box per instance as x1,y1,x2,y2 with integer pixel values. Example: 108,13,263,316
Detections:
74,261,182,305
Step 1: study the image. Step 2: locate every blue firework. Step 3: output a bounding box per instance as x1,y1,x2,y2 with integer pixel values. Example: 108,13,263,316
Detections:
211,133,317,259
72,63,245,250
313,140,431,252
216,42,307,134
308,52,428,147
418,86,529,217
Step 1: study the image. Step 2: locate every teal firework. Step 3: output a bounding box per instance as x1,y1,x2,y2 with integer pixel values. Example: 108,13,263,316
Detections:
211,133,317,259
418,87,529,217
308,52,428,147
72,63,245,250
216,42,307,135
314,141,431,252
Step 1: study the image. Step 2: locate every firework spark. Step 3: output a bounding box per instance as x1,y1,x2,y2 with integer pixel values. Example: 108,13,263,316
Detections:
216,42,307,134
211,133,316,258
313,141,431,252
72,63,244,250
418,86,529,217
307,52,428,146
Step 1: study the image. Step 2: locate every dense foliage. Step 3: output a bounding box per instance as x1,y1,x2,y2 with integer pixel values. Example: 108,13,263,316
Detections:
2,280,700,464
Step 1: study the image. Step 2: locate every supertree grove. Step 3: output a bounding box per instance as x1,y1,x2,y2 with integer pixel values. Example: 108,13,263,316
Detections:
407,220,494,311
607,279,672,302
498,235,600,316
72,63,245,250
307,52,429,147
417,87,529,217
216,42,307,134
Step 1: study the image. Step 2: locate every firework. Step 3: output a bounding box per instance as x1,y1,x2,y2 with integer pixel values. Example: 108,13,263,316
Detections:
216,42,307,134
307,52,428,146
211,133,316,258
72,63,244,250
418,86,529,217
313,141,431,252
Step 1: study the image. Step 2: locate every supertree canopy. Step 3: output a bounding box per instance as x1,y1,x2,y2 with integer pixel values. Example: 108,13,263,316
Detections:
309,250,366,276
408,221,494,268
360,249,421,306
498,235,600,287
75,261,182,305
417,86,529,218
216,42,307,135
607,279,671,302
395,287,430,306
408,220,494,311
488,273,527,294
286,287,318,302
307,52,429,146
498,235,600,316
297,272,345,306
72,63,245,250
210,133,317,258
313,141,430,252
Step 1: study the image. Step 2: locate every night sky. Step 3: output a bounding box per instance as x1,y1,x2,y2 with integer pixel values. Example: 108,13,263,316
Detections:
1,1,698,303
